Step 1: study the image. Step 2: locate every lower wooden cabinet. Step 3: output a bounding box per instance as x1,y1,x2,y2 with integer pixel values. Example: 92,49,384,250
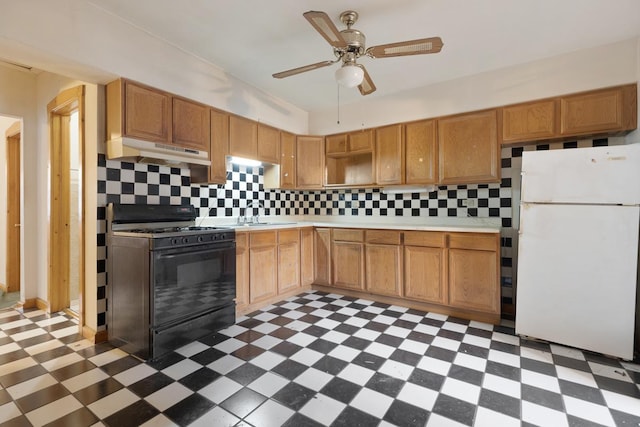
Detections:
278,229,300,294
236,228,313,315
249,231,278,304
332,229,365,291
235,232,249,311
300,228,315,286
314,228,332,286
365,230,402,297
313,227,500,323
448,233,500,314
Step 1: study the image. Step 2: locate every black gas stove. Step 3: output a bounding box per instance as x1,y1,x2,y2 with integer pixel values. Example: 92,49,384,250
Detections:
106,203,236,360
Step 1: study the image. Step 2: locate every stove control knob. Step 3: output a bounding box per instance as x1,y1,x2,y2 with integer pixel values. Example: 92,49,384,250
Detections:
182,237,189,244
212,234,219,240
171,238,179,245
197,236,204,242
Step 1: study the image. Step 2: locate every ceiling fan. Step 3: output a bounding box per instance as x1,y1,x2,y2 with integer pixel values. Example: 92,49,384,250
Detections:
272,10,444,96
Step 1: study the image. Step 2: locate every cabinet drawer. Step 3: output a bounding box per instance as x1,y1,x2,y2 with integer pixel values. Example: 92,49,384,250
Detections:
332,228,364,242
250,231,277,247
366,230,401,245
404,231,445,248
278,229,299,245
449,233,498,251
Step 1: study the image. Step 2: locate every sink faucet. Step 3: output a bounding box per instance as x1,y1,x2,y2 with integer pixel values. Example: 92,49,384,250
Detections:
239,201,264,225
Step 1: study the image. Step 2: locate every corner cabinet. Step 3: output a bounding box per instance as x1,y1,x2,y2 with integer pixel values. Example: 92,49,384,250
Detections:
191,108,229,185
438,109,500,185
229,115,258,160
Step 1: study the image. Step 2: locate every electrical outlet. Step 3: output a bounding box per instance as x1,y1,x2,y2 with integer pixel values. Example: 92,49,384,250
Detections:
460,199,468,207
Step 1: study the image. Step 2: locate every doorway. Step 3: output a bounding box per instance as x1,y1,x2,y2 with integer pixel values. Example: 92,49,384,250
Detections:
47,86,85,317
1,119,21,309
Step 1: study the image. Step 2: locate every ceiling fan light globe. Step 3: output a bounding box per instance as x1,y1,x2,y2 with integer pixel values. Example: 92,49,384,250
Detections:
335,65,364,88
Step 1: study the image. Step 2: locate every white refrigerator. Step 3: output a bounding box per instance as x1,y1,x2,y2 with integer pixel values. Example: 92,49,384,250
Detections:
515,143,640,360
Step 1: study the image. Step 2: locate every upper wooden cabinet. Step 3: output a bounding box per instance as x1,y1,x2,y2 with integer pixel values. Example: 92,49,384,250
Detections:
501,84,637,145
279,131,296,189
190,108,229,185
257,124,280,164
448,233,500,315
502,100,558,144
560,84,637,136
405,119,437,185
172,96,210,151
296,136,325,190
326,129,373,155
229,115,258,159
438,109,500,185
375,124,403,186
107,79,171,144
228,116,280,163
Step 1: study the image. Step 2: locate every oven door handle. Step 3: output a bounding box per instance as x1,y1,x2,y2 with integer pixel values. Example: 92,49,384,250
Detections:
154,241,236,259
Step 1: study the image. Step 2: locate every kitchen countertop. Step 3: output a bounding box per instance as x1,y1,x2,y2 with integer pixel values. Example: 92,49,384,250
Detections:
198,215,501,233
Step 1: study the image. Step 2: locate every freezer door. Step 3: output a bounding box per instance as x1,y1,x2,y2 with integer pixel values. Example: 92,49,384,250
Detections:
521,143,640,205
515,203,639,360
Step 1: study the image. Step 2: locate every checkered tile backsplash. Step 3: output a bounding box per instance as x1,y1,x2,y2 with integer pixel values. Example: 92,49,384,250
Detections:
96,137,622,330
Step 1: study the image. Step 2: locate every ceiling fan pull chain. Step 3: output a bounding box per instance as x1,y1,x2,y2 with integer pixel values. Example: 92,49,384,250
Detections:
336,84,340,124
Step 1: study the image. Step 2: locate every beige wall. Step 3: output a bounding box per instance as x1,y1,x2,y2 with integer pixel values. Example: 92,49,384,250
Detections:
0,65,37,302
0,64,100,330
309,37,640,135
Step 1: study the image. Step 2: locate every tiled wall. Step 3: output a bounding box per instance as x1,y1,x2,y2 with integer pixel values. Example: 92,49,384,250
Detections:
96,137,621,330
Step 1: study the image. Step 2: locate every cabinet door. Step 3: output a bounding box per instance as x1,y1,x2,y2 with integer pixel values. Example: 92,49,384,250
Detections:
249,245,278,303
502,100,557,144
235,233,249,311
332,241,364,290
405,119,437,185
348,130,374,153
280,131,296,189
257,124,280,164
314,228,332,285
229,115,258,159
438,110,499,185
278,240,300,294
404,246,445,304
560,85,633,136
376,124,403,185
448,248,499,314
209,108,229,184
124,81,171,143
366,243,402,297
300,228,314,286
326,133,347,155
296,136,325,189
172,97,210,151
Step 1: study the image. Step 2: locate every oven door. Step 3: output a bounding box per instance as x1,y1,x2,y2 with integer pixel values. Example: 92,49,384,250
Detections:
150,240,236,328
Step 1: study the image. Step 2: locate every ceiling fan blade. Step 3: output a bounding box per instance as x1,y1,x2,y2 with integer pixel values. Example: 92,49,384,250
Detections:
367,37,444,58
357,65,376,96
272,60,335,79
303,11,348,49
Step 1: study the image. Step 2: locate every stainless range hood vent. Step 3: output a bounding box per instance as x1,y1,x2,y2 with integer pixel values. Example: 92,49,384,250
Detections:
106,137,211,167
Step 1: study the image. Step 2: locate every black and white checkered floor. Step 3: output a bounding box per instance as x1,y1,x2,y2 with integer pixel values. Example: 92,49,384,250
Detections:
1,291,639,427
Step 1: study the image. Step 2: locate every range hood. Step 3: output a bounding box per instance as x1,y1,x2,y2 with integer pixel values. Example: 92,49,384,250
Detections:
106,137,211,167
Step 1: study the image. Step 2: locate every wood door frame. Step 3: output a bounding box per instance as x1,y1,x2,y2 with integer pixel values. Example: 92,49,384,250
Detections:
47,86,85,320
4,121,21,294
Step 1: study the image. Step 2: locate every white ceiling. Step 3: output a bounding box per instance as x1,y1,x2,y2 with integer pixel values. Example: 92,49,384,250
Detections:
8,1,640,113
